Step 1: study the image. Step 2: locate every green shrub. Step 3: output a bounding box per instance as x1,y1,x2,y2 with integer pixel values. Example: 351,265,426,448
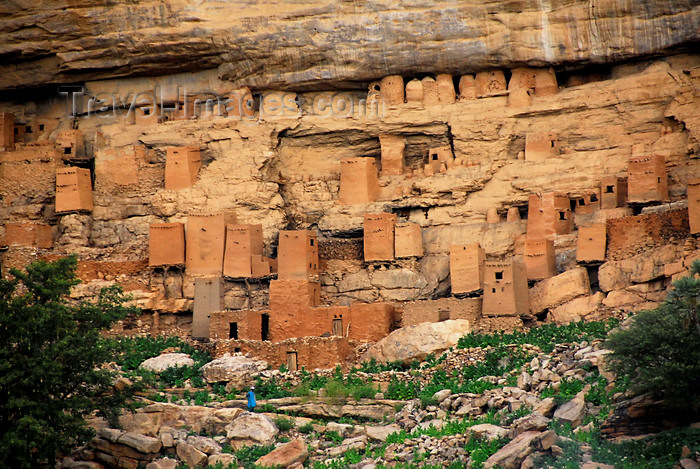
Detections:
349,383,377,400
0,257,138,469
298,422,315,434
274,416,295,432
457,319,618,353
606,261,700,408
324,430,343,444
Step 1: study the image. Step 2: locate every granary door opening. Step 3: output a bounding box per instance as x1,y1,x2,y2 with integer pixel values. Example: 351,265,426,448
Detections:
261,313,269,341
229,322,238,339
332,318,343,336
286,351,298,372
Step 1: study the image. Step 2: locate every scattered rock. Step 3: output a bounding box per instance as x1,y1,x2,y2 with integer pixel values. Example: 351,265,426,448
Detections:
255,439,308,467
201,355,268,387
225,412,279,446
140,353,194,373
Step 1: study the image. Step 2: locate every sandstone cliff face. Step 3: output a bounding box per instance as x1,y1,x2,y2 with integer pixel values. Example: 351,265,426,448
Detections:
0,0,698,91
1,53,699,320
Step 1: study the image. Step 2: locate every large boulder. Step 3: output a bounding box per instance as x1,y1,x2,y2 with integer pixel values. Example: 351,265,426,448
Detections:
200,355,267,386
549,292,605,323
484,430,542,469
362,319,471,363
254,439,308,468
139,353,194,373
553,392,587,428
176,441,208,468
529,268,590,314
225,413,279,446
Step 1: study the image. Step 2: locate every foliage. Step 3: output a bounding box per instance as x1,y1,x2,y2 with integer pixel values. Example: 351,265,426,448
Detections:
457,318,619,353
298,422,315,434
253,375,293,400
541,377,585,405
273,416,295,432
606,261,700,407
0,256,138,468
324,430,344,444
466,436,508,469
229,443,276,469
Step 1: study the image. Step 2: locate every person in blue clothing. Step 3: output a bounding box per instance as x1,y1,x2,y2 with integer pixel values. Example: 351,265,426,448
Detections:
247,386,256,412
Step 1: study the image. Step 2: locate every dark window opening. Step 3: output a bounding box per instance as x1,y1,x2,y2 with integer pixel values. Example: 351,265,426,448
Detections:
64,147,72,155
605,185,614,193
39,124,44,131
310,239,314,246
234,347,241,353
578,199,585,206
25,126,32,133
431,153,438,161
229,322,238,340
438,309,450,322
492,288,496,293
261,314,269,341
658,177,661,183
550,141,555,147
590,194,598,202
559,211,566,220
309,263,313,268
373,85,381,92
13,128,18,135
143,108,150,115
495,271,503,280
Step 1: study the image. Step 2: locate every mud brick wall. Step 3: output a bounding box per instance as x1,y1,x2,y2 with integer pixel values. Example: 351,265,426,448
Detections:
606,209,689,260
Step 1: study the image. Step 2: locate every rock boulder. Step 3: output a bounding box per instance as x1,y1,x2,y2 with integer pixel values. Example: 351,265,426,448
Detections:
362,319,471,363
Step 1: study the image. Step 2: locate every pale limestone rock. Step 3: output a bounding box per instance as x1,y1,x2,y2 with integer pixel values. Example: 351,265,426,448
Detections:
176,441,208,468
254,439,308,468
553,392,587,428
200,355,267,385
186,435,221,455
365,424,401,442
362,320,471,363
549,292,605,323
529,268,591,314
139,353,194,373
468,424,508,440
225,413,279,446
146,458,178,469
484,430,541,469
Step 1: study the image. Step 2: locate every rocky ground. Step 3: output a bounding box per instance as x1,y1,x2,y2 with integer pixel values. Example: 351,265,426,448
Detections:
58,320,700,469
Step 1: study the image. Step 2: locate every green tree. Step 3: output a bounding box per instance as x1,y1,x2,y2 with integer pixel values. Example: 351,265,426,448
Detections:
0,256,138,468
606,260,700,408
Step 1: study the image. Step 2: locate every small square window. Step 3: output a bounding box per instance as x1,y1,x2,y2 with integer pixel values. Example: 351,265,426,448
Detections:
432,154,438,161
578,199,585,206
39,124,44,131
605,185,614,193
495,271,503,280
310,239,314,246
64,147,71,155
25,126,32,133
590,194,598,202
559,211,566,220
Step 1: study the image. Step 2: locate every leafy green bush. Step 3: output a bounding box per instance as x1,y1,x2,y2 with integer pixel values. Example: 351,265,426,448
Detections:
274,416,295,432
229,444,275,469
0,256,138,468
298,422,315,434
458,319,619,353
253,375,293,400
324,430,344,444
541,377,585,405
606,261,700,408
349,383,377,400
